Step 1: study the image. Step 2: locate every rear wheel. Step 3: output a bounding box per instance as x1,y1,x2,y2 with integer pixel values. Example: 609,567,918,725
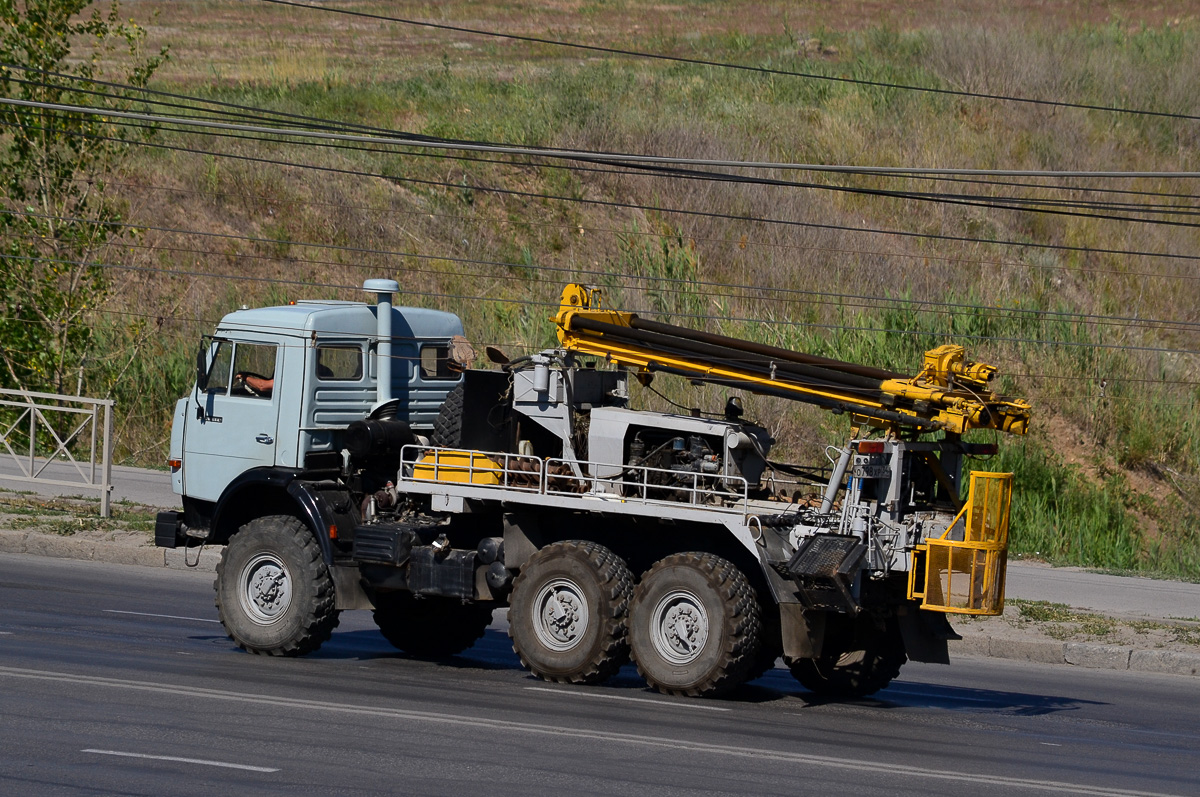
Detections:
509,541,634,684
215,515,340,656
372,592,494,657
629,553,761,697
785,614,906,698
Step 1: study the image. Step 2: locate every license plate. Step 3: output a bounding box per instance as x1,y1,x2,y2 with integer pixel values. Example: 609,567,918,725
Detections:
851,465,891,479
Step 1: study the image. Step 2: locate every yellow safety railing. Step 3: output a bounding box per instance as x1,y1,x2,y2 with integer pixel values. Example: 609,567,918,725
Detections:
908,471,1012,615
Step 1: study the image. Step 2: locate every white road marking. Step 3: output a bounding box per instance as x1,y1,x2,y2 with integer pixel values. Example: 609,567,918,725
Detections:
0,631,13,635
525,685,731,712
103,609,220,624
1041,743,1063,747
82,749,278,773
0,666,1179,797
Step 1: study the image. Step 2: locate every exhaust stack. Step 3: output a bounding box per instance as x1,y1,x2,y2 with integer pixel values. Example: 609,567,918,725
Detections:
364,279,401,405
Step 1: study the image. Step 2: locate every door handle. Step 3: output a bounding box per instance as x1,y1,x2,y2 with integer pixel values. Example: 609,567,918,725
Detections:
255,434,274,444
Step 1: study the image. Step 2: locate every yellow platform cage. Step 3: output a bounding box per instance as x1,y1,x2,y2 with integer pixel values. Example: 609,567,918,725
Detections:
908,471,1012,616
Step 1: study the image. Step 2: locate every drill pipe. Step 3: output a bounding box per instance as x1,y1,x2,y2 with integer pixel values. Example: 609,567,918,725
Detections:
567,315,888,397
629,316,904,382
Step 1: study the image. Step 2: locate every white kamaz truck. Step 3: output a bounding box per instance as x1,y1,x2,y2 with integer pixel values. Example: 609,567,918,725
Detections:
157,279,1031,698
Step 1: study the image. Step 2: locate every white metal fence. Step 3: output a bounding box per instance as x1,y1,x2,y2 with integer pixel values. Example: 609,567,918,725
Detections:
0,388,114,517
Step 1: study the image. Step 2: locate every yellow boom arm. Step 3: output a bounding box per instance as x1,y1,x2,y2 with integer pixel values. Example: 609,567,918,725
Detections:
553,284,1030,436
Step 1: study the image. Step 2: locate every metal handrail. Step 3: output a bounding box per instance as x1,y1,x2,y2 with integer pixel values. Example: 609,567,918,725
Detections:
401,444,749,515
543,456,749,512
0,388,114,517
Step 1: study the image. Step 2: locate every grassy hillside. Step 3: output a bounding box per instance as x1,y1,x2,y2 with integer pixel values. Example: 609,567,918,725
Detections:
56,1,1200,575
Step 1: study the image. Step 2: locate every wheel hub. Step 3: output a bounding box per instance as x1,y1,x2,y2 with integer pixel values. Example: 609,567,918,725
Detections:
532,578,589,652
650,590,709,665
239,553,292,624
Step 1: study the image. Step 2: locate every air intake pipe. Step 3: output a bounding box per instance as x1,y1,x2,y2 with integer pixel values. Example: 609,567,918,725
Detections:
364,279,401,408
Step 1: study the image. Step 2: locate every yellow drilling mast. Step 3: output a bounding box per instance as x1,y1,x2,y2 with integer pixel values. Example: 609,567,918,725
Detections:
553,284,1031,437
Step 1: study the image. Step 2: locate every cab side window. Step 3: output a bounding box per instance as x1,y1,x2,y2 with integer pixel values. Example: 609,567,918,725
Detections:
419,344,457,380
316,345,363,381
231,343,278,399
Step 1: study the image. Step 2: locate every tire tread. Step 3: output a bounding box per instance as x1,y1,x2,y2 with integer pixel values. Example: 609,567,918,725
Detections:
509,540,634,685
632,552,762,698
431,384,465,448
214,514,340,657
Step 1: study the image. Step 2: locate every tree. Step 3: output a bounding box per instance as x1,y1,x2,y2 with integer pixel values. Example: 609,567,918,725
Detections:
0,0,167,394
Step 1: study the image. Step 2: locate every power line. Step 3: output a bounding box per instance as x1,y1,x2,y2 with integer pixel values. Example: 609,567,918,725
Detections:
255,0,1200,125
15,61,1200,209
25,106,1200,227
925,173,1200,206
1,63,426,137
6,114,1200,269
82,177,1200,285
93,172,1200,222
8,95,1200,182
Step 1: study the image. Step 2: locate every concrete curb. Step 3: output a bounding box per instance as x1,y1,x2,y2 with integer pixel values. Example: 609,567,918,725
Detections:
950,634,1200,677
0,529,220,572
4,529,1199,678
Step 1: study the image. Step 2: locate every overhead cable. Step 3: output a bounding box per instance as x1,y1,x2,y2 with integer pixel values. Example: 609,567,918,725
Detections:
4,115,1200,267
5,95,1200,180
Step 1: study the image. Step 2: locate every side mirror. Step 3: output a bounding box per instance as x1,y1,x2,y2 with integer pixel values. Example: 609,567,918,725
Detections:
195,344,209,392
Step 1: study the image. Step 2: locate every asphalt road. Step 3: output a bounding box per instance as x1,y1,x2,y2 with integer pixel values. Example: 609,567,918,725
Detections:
1,553,1196,797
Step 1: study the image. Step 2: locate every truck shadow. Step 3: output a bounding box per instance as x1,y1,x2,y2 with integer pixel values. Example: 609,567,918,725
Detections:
307,627,526,672
731,668,1106,715
301,628,1103,717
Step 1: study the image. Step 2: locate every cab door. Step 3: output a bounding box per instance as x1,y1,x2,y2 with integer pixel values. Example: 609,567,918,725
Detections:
183,338,282,502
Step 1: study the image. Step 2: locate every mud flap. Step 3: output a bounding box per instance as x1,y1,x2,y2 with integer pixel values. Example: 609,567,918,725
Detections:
332,564,373,610
780,603,827,659
896,602,960,664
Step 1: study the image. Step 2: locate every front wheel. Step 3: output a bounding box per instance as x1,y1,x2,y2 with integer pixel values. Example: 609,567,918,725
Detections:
508,541,634,684
629,552,762,697
215,515,340,656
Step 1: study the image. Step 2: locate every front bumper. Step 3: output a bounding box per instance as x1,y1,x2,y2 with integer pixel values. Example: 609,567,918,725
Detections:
155,511,183,548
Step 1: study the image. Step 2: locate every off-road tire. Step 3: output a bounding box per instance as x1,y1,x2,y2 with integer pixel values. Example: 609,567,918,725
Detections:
629,552,762,697
785,615,906,698
509,540,634,684
744,602,783,682
431,384,465,447
215,515,340,656
373,592,494,657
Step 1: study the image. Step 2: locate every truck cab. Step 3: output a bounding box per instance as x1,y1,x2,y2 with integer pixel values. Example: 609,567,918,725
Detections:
165,282,465,535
